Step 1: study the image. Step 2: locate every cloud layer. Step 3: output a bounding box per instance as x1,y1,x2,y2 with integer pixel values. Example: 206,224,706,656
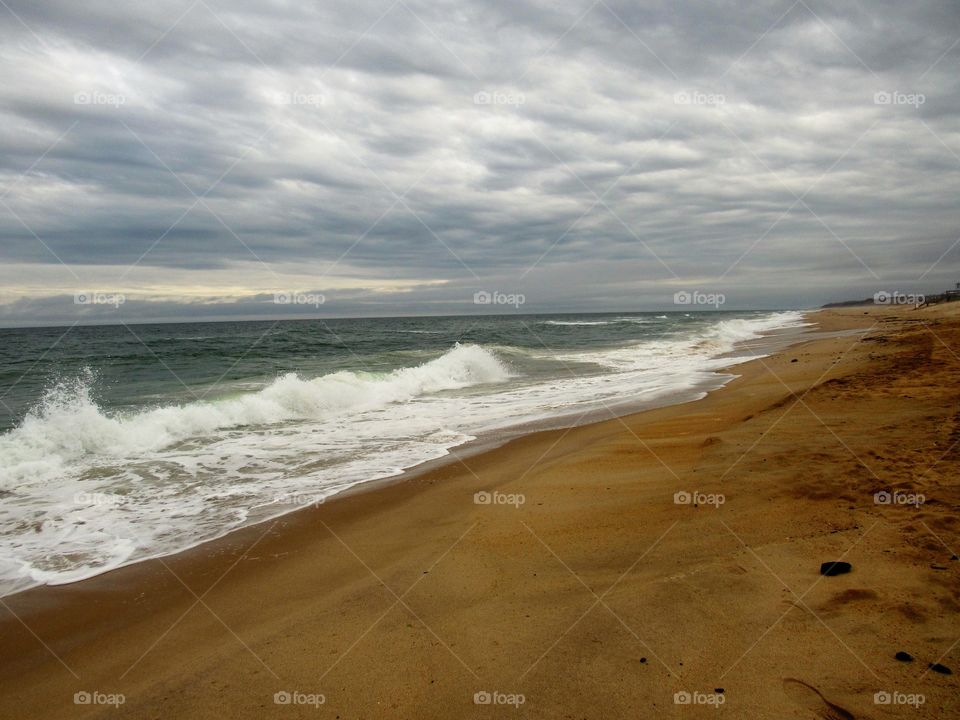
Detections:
0,0,958,324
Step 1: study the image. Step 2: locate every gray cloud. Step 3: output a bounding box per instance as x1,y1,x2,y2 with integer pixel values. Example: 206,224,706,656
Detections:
0,0,958,325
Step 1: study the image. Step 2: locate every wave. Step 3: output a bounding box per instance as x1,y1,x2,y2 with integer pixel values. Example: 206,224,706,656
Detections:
696,312,808,353
0,344,509,487
542,318,659,326
541,320,612,326
550,311,807,370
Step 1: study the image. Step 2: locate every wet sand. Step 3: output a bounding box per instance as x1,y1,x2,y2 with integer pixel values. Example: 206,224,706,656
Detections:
1,304,958,718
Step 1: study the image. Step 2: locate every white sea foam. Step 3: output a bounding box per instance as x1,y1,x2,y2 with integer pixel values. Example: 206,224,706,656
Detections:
0,312,807,595
541,317,661,326
0,343,508,487
540,320,612,326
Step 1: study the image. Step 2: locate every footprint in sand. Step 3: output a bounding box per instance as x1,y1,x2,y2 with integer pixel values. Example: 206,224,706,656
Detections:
782,678,856,720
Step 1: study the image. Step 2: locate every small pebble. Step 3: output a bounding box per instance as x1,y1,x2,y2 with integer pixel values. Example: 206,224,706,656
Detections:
895,651,913,662
928,663,952,675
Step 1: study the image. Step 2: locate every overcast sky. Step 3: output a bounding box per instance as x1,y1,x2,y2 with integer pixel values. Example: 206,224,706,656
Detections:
0,0,957,325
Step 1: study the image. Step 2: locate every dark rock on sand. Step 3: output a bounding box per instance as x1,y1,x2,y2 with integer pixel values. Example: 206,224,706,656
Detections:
895,651,913,662
928,662,952,675
819,561,852,576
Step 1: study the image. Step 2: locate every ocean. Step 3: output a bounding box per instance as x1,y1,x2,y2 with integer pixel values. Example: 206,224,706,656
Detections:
0,310,808,596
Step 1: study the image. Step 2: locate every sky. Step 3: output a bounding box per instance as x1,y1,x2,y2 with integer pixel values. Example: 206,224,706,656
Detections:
0,0,957,325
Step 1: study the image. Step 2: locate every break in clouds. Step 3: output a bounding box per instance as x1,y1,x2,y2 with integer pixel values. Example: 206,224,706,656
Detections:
0,0,958,324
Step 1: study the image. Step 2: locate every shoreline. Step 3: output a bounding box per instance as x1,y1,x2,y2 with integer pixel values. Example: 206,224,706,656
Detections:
0,310,813,599
2,303,958,718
